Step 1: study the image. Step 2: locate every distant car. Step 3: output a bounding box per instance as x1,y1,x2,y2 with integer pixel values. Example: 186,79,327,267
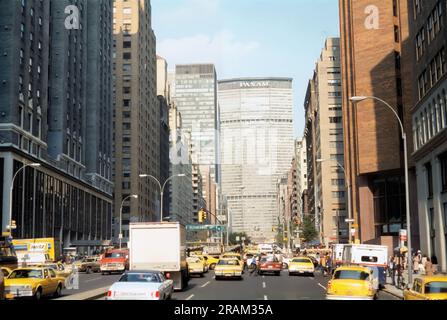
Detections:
187,257,206,277
202,255,220,270
288,257,315,276
220,253,244,268
326,266,377,300
106,271,174,300
4,267,65,300
214,258,243,280
404,276,447,300
258,256,282,276
75,256,101,274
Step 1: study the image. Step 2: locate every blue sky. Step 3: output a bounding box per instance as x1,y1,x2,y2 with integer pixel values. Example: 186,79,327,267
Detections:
152,0,340,137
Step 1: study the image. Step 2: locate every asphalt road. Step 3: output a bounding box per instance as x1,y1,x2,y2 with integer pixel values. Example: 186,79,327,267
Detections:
60,272,121,298
171,269,400,301
89,269,399,301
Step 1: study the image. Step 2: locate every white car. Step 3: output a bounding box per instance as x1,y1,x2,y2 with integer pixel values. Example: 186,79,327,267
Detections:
106,271,174,300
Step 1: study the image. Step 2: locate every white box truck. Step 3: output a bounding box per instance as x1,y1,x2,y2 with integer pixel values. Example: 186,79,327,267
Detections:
342,244,388,288
129,222,189,291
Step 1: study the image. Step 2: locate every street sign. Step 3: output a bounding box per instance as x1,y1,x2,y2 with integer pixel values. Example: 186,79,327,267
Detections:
186,225,227,232
345,219,355,223
236,236,240,241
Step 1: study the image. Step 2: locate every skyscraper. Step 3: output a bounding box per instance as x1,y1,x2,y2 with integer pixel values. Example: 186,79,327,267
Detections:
218,78,294,243
113,0,159,243
0,0,113,253
339,0,418,249
305,38,348,245
172,64,220,222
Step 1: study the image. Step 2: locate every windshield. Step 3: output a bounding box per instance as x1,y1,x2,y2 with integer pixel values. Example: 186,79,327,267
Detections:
9,269,43,279
105,252,125,258
292,258,312,263
425,282,447,294
218,260,239,266
85,258,96,262
119,273,160,283
334,270,370,281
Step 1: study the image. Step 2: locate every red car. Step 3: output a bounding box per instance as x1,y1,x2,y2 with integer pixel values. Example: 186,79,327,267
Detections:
258,256,282,276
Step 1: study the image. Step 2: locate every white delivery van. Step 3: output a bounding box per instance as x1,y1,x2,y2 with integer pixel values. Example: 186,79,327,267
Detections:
129,222,189,291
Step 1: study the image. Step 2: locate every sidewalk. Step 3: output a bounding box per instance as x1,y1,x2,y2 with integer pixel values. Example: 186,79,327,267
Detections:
382,271,422,300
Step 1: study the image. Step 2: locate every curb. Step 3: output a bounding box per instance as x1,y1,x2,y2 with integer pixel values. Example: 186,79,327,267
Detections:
56,286,109,301
382,286,403,300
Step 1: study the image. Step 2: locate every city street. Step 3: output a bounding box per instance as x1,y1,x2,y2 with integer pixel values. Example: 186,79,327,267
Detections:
95,270,399,301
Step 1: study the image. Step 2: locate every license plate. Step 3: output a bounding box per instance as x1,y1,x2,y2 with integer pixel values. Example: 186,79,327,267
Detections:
268,266,273,269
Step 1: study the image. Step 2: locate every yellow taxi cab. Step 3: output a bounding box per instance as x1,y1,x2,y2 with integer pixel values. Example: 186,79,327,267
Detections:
1,267,13,278
404,276,447,300
201,255,220,270
326,265,377,300
214,258,243,280
4,267,65,300
187,257,206,277
36,262,73,279
288,257,315,276
220,253,244,268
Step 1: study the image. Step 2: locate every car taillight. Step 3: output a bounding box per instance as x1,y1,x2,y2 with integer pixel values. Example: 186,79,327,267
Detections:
107,291,113,297
151,291,160,298
165,273,171,279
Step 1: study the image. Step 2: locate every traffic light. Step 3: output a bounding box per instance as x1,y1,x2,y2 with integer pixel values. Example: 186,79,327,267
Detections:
198,209,207,224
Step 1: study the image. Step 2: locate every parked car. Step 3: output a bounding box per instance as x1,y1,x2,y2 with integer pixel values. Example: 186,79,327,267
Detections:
106,270,174,300
404,276,447,300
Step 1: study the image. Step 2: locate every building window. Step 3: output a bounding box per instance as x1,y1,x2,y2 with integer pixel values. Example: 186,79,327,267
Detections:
440,152,447,192
425,162,434,198
429,208,436,255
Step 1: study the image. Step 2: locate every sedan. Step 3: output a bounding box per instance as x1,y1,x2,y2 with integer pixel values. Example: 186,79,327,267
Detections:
106,271,174,300
258,256,282,276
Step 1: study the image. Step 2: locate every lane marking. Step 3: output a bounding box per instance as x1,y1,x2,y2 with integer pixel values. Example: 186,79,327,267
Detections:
318,283,327,290
262,276,265,279
186,294,194,300
262,282,266,288
201,281,211,288
84,277,103,283
264,295,268,300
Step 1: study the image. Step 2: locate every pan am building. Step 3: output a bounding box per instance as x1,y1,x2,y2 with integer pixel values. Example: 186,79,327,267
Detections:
218,78,294,243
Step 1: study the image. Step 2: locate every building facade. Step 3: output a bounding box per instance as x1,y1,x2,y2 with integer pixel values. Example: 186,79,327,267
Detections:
168,104,194,226
312,38,348,245
0,0,113,252
409,0,447,272
339,0,418,251
295,138,308,221
113,0,159,243
218,78,294,243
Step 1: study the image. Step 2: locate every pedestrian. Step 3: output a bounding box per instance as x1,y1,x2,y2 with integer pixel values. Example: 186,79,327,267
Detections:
413,253,420,274
431,255,438,274
249,256,258,276
420,255,427,274
388,256,395,278
425,258,434,276
326,254,333,276
320,254,327,276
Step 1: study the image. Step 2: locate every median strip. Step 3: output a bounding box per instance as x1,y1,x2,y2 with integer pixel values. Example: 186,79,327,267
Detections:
57,286,110,300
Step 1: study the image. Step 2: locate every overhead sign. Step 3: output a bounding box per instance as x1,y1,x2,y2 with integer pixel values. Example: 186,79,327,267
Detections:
186,225,226,232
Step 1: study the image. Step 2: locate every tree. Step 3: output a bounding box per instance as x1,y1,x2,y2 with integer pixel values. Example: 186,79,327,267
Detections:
301,215,318,243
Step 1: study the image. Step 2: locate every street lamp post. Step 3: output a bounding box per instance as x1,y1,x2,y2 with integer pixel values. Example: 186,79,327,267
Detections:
139,174,186,222
316,158,352,244
7,163,41,235
350,95,413,286
119,194,138,249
